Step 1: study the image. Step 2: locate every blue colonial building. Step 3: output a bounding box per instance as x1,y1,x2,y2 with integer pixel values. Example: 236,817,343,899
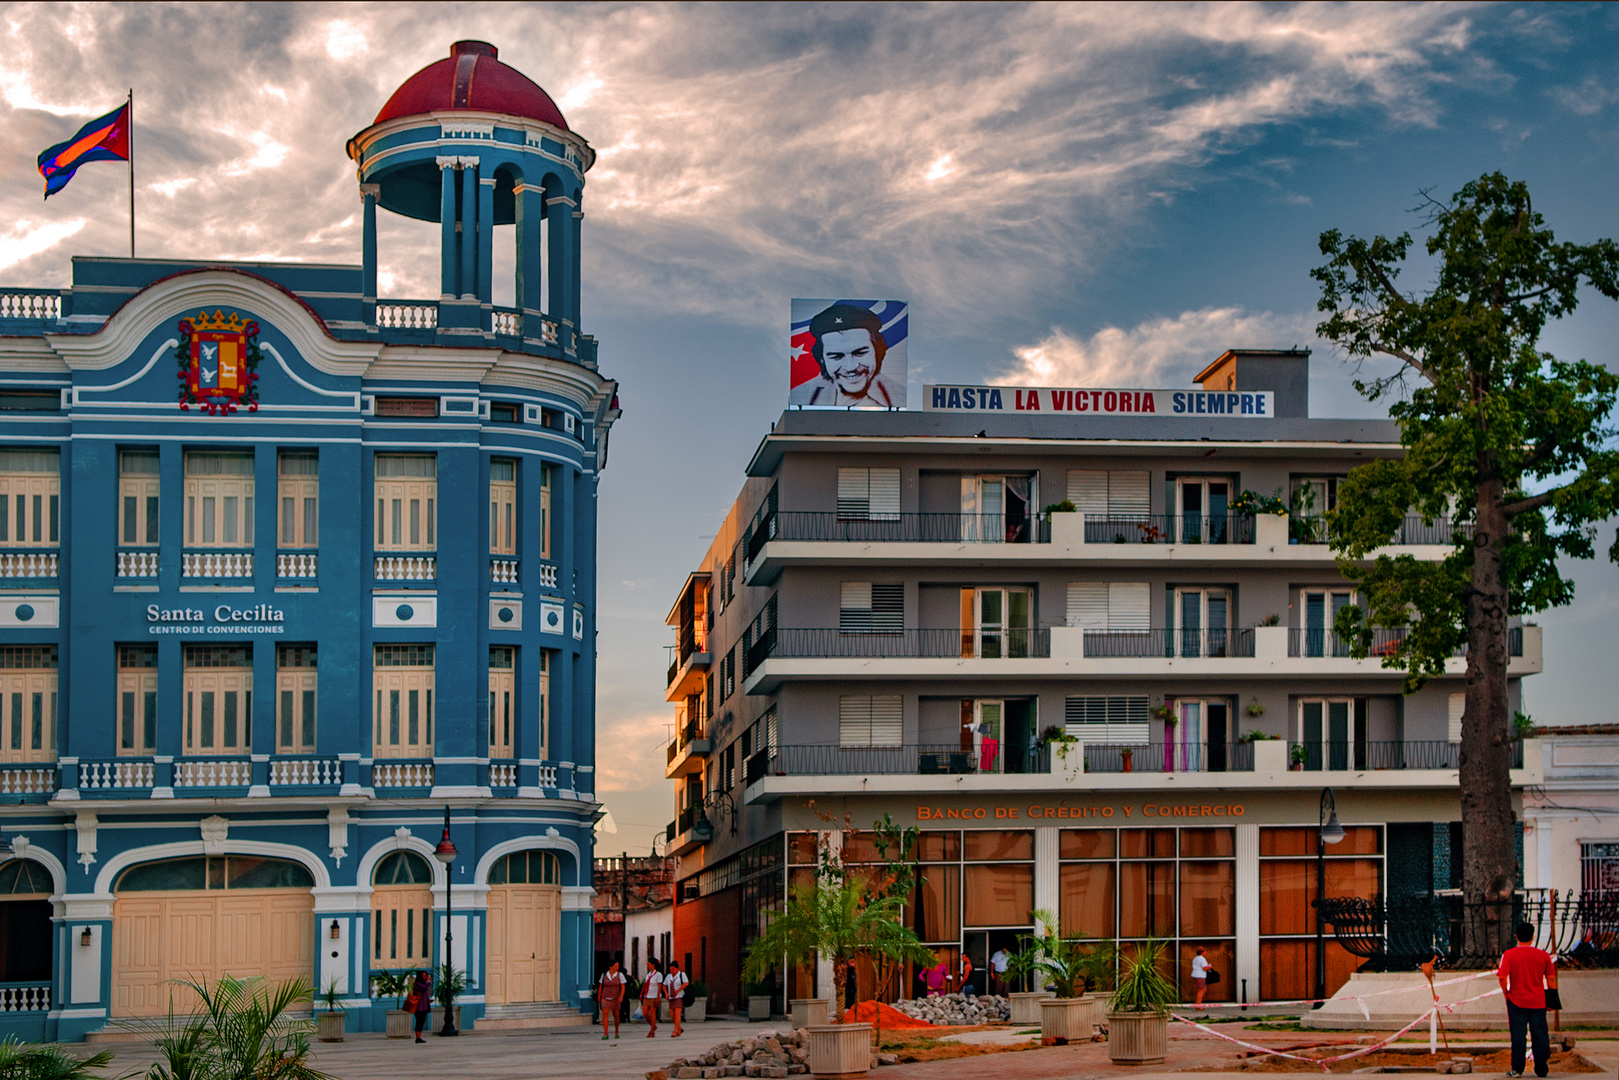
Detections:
0,41,616,1039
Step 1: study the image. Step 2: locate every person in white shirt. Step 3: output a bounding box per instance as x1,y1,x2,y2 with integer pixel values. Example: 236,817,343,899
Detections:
1191,947,1210,1006
597,960,627,1040
641,960,664,1037
665,960,690,1038
990,947,1011,996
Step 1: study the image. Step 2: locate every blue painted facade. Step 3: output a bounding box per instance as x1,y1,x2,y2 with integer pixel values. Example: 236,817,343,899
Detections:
0,43,616,1040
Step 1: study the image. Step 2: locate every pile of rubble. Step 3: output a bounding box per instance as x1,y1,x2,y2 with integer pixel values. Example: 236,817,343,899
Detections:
646,1028,900,1080
892,993,1010,1025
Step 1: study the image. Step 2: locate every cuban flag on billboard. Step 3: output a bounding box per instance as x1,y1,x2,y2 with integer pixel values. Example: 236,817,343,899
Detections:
790,299,907,408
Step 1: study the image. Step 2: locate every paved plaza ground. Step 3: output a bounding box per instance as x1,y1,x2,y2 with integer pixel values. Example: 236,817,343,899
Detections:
84,1016,1619,1080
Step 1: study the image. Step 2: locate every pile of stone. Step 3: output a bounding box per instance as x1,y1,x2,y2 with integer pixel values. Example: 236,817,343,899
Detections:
892,993,1010,1026
645,1028,901,1080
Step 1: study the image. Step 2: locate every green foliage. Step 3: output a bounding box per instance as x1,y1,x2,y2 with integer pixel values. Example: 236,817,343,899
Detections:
433,963,466,1008
1007,910,1114,999
0,1038,116,1080
690,980,708,998
1513,711,1536,740
1289,744,1309,765
369,970,412,1011
1238,729,1278,742
1109,940,1179,1015
142,975,332,1080
1229,489,1287,516
1044,500,1077,515
320,977,342,1014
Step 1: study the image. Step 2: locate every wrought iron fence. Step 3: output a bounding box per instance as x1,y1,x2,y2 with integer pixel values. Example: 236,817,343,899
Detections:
1286,740,1524,771
1073,740,1255,773
1082,513,1256,545
1318,891,1619,970
1081,627,1256,658
749,627,1050,665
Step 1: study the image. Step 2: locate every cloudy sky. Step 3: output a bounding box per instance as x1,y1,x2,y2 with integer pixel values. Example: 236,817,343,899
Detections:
3,3,1618,853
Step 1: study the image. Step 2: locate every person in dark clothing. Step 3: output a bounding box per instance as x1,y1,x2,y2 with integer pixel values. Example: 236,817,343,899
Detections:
408,969,433,1043
1498,922,1559,1078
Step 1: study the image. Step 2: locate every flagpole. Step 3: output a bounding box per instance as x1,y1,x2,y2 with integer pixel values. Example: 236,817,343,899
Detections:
127,88,135,258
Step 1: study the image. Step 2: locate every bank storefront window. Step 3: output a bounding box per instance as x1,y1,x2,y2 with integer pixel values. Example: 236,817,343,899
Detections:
277,644,317,753
374,645,434,757
277,451,318,548
1258,825,1382,1001
183,645,251,754
0,646,56,764
119,450,160,546
374,455,436,551
117,645,158,755
0,449,60,548
185,452,254,547
1059,826,1236,1001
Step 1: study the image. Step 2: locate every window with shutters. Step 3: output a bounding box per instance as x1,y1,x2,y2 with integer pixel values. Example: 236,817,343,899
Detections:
537,650,550,756
374,455,437,552
374,645,434,757
539,464,552,560
489,458,517,556
117,645,157,756
185,452,254,548
840,582,903,633
1066,470,1151,515
277,451,318,548
276,644,317,753
722,646,736,699
118,450,160,547
1297,698,1365,770
1447,693,1464,745
839,695,903,747
1063,695,1150,744
489,646,515,757
374,396,438,417
0,449,60,549
1299,588,1355,657
1065,582,1151,629
183,645,251,755
0,645,56,764
837,467,900,521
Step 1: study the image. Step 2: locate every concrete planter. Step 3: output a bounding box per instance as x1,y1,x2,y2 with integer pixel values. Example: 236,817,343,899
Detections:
316,1011,345,1042
384,1009,414,1038
748,994,772,1021
807,1022,871,1079
1107,1010,1168,1065
791,998,831,1028
428,1005,462,1032
1038,998,1090,1044
686,997,707,1023
1008,991,1053,1024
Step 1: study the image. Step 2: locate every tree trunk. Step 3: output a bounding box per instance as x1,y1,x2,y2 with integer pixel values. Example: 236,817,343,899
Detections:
1461,474,1516,957
832,956,847,1024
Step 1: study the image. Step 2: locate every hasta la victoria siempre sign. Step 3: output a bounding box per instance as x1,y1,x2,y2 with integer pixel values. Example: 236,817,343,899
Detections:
176,309,262,414
925,384,1274,417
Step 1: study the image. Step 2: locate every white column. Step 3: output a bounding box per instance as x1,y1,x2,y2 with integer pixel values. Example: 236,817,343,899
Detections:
815,829,841,998
1235,822,1260,1004
1034,826,1059,931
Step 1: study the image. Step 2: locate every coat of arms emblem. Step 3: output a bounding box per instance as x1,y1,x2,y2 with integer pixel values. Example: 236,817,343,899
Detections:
175,309,261,414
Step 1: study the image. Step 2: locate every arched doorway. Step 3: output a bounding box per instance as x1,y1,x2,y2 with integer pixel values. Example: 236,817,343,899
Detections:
112,855,315,1017
0,859,52,1010
371,851,435,973
485,850,560,1005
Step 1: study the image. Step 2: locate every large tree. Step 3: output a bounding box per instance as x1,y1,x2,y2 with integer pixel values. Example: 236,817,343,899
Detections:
1313,173,1619,928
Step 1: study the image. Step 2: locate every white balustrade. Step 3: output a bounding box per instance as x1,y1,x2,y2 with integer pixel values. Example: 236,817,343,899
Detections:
270,758,342,786
174,759,251,787
116,550,159,578
0,984,50,1012
277,553,318,579
376,301,438,329
81,760,154,789
490,763,517,786
490,559,519,584
540,317,559,346
0,292,60,320
0,767,54,795
182,551,253,578
538,563,558,588
492,309,521,336
538,764,558,787
0,552,57,579
374,556,436,581
373,762,434,788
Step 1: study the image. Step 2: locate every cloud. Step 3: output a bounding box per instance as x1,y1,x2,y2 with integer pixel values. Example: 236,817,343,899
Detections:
1003,307,1318,387
593,709,675,794
1552,75,1619,115
0,219,86,272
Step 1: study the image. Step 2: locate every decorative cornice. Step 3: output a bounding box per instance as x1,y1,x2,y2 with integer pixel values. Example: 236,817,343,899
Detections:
348,110,595,173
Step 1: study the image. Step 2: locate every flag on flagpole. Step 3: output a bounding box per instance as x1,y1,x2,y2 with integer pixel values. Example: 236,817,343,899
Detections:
36,102,131,199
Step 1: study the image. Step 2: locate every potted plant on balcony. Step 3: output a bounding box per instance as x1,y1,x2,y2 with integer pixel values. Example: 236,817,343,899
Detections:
1289,744,1308,771
1107,939,1177,1065
317,976,346,1042
373,970,414,1038
1008,910,1110,1045
1245,699,1266,718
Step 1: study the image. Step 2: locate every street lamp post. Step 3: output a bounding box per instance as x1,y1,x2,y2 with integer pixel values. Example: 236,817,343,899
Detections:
1314,787,1346,1006
433,806,459,1036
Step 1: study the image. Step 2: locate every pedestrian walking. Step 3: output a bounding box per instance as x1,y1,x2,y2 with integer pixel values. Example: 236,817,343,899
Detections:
597,960,627,1041
640,959,664,1038
923,958,949,997
665,960,689,1037
1191,947,1210,1006
405,969,433,1044
959,955,976,997
1498,921,1560,1079
989,947,1010,996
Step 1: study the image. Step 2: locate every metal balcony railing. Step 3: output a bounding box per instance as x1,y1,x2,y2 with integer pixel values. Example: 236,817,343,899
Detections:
1287,626,1523,658
1083,514,1256,545
750,511,1045,548
1056,741,1256,773
1080,628,1256,658
1287,739,1523,771
1288,515,1473,546
747,627,1050,672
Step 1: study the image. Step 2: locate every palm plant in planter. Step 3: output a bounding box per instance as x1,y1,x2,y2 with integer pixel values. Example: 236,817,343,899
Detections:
434,962,468,1030
1010,910,1112,1044
316,976,346,1042
372,970,414,1038
1107,940,1178,1064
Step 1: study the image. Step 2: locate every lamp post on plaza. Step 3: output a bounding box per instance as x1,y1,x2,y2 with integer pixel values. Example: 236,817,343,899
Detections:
1314,787,1346,1006
433,806,459,1036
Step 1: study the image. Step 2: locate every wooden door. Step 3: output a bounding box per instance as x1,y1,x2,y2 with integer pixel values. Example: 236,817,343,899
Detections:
484,885,560,1004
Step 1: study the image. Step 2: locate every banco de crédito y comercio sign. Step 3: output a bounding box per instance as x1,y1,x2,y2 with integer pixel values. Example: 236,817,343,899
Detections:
923,385,1274,417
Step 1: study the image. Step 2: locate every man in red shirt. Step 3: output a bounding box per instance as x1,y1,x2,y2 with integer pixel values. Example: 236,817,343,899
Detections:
1497,921,1559,1078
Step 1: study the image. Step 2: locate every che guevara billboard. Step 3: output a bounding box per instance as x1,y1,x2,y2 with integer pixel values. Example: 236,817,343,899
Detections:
789,299,908,408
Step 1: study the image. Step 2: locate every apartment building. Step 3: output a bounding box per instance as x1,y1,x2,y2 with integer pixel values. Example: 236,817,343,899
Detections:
662,349,1543,1012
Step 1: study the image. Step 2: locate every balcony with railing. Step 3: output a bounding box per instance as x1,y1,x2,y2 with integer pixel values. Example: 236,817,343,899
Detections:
372,760,435,790
0,982,50,1013
0,551,58,584
276,552,318,581
1078,628,1256,658
1286,626,1523,659
744,740,1257,784
665,710,712,780
182,551,254,580
173,758,252,790
1287,515,1471,547
374,554,436,582
0,764,55,800
115,550,159,579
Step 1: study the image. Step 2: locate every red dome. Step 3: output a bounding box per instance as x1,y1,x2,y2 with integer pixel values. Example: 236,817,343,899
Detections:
374,41,568,131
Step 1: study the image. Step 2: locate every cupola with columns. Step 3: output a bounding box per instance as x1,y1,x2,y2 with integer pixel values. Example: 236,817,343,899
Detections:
346,41,595,364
